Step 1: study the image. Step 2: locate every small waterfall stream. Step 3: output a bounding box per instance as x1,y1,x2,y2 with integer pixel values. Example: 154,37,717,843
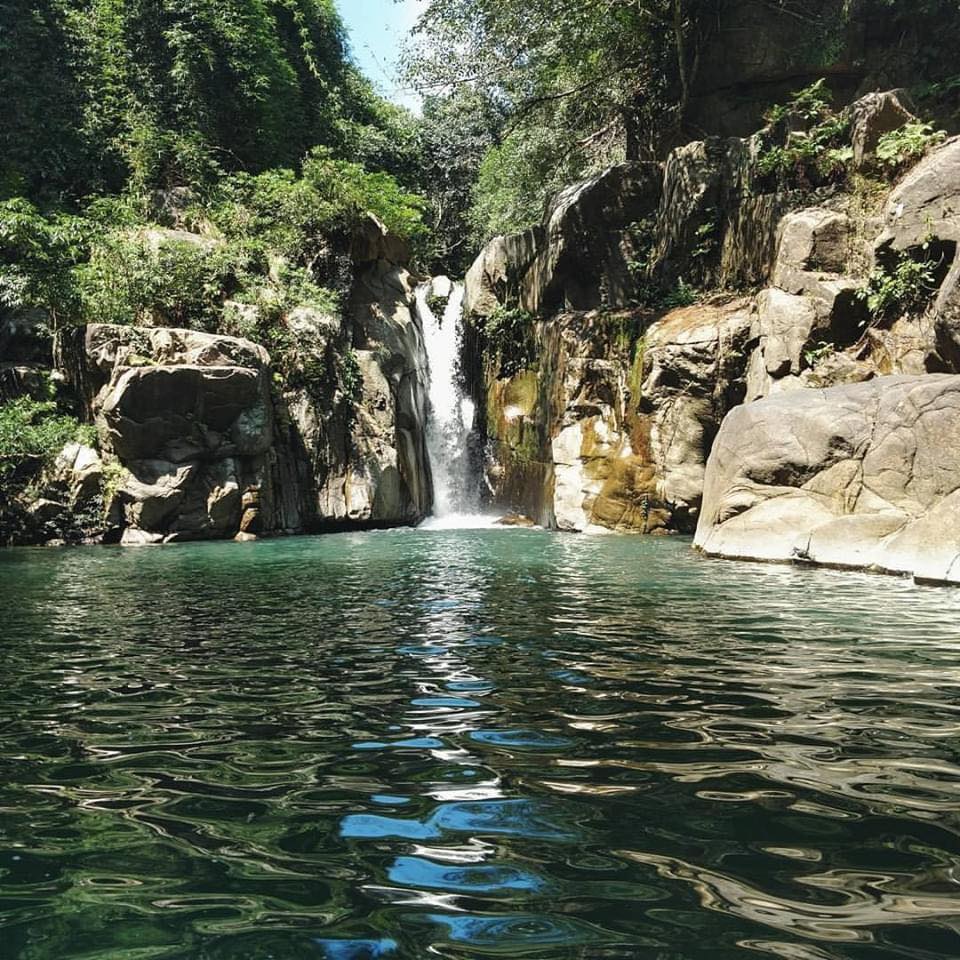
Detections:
415,278,490,527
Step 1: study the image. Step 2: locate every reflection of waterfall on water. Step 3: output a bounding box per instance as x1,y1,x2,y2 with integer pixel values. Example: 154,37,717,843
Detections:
416,279,491,528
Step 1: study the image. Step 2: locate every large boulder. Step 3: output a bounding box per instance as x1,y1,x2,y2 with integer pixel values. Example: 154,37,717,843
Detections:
464,229,542,319
464,163,662,320
523,163,662,315
640,300,753,526
99,365,270,462
695,375,960,584
875,137,960,368
56,324,275,543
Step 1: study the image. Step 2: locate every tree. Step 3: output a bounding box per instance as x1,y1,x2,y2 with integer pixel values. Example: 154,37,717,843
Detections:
415,89,505,273
0,0,421,201
405,0,715,238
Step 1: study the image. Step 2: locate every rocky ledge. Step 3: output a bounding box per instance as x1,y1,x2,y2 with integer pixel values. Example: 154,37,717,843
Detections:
694,375,960,585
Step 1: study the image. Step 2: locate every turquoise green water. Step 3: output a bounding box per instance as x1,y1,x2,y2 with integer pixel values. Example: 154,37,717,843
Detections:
2,530,960,960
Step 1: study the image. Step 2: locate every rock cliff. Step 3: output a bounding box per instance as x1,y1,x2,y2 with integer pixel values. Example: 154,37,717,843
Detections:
465,90,960,579
2,217,433,545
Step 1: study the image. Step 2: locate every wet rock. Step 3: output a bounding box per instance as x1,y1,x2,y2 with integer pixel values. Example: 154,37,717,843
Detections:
483,300,752,534
495,513,536,527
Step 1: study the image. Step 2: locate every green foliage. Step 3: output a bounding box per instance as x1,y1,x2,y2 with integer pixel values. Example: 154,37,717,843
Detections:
410,0,689,243
803,340,836,367
631,278,699,311
0,0,423,201
764,79,833,125
335,347,363,404
2,144,424,351
691,217,719,260
756,86,852,186
659,280,699,309
875,122,947,172
416,90,504,271
100,459,129,515
209,152,427,255
0,397,92,478
303,150,427,244
0,198,91,329
75,232,255,331
625,218,657,278
857,252,940,320
918,74,960,101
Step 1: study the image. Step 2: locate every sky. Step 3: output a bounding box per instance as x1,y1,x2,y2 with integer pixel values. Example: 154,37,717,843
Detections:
335,0,428,112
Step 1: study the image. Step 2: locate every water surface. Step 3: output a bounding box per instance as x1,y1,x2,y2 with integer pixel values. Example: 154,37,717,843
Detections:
2,530,959,959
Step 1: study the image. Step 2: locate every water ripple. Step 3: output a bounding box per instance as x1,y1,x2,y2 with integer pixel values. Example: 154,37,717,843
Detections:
1,530,960,958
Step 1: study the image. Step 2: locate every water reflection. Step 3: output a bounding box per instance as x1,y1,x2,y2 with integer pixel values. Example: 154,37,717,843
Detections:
1,531,960,959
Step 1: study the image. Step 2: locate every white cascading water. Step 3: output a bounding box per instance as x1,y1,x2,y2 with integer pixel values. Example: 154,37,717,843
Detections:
416,279,493,529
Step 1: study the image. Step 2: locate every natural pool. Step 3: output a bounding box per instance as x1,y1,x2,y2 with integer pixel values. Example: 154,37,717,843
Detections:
1,530,959,959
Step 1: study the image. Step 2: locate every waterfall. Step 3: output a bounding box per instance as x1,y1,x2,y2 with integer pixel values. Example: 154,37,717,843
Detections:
415,278,490,528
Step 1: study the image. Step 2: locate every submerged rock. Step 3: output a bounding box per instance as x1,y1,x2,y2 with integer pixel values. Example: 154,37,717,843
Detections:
695,375,960,584
495,513,536,527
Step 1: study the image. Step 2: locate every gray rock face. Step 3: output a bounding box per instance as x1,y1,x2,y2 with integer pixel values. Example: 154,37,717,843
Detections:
876,137,960,368
270,228,432,532
63,325,276,543
641,301,753,526
464,229,542,319
849,90,918,169
523,163,662,315
464,163,662,319
772,208,855,296
695,375,960,584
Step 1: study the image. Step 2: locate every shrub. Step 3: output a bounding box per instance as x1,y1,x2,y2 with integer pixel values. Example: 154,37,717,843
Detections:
857,252,940,320
0,198,90,328
875,122,947,172
302,148,427,245
75,231,256,331
0,397,93,479
803,341,836,367
631,278,699,310
756,113,851,185
756,81,854,187
660,280,699,308
764,79,833,125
